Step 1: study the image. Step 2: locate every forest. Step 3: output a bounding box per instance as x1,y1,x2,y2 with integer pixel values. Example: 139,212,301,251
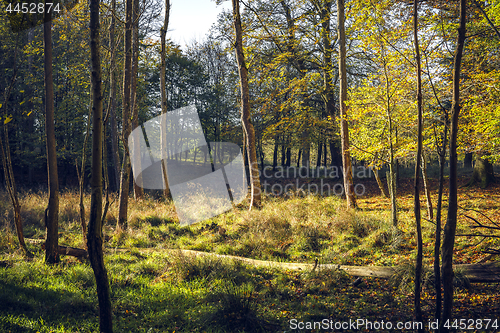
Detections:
0,0,499,332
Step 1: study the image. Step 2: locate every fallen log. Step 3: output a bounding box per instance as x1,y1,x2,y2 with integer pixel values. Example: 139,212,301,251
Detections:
41,243,88,259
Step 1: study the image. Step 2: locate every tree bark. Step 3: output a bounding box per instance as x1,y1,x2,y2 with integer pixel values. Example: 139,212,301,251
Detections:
382,45,397,226
117,0,134,229
88,0,113,329
109,0,120,192
469,155,495,188
421,153,433,221
131,0,143,200
336,0,356,209
434,112,447,321
413,0,423,323
232,0,261,209
44,8,59,264
0,43,31,257
441,0,466,329
373,166,389,198
160,0,171,199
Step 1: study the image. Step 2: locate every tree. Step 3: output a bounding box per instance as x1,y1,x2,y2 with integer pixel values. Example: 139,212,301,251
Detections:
441,0,467,328
44,7,60,264
337,0,356,209
131,0,143,199
232,0,261,209
412,0,423,323
88,0,113,329
0,36,31,257
160,0,171,199
118,0,134,229
108,0,121,192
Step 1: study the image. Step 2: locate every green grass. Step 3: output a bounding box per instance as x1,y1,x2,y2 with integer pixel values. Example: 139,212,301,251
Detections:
1,183,499,332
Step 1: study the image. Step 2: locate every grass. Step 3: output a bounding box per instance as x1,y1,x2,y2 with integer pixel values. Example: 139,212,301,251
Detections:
0,176,499,332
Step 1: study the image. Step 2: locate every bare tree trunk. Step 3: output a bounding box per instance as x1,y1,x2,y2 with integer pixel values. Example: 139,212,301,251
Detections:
441,0,466,329
109,0,120,191
0,42,31,257
78,97,92,245
336,0,356,209
88,0,113,330
421,152,433,221
434,113,447,321
382,46,397,226
232,0,261,209
272,137,279,172
373,166,389,198
44,9,59,264
160,0,171,199
413,0,423,323
131,0,143,200
117,0,134,229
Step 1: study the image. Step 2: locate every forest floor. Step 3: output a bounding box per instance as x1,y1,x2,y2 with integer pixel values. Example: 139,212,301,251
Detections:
0,175,499,332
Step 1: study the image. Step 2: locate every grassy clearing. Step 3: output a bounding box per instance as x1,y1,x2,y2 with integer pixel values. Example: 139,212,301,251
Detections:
0,178,499,332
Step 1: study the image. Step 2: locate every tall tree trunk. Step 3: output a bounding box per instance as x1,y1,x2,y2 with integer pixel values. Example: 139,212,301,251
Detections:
285,146,291,167
413,0,424,323
44,9,59,264
421,153,433,221
109,0,120,192
160,0,171,199
382,46,397,226
272,136,278,172
0,48,30,257
232,0,261,209
131,0,143,200
337,0,356,209
88,0,113,330
78,97,92,245
301,130,310,167
280,139,286,167
441,0,466,329
117,0,134,229
434,113,448,321
316,139,323,169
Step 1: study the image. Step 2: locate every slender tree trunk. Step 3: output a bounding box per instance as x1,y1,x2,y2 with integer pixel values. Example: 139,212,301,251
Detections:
316,139,323,169
109,0,120,192
117,0,134,229
413,0,424,323
78,97,92,245
441,0,466,329
88,0,113,330
434,114,447,321
44,9,59,264
301,130,310,167
280,139,286,167
272,136,278,172
160,0,171,199
382,46,397,226
285,146,291,167
0,43,31,257
421,153,433,221
131,0,143,200
373,166,389,198
337,0,356,209
232,0,261,209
